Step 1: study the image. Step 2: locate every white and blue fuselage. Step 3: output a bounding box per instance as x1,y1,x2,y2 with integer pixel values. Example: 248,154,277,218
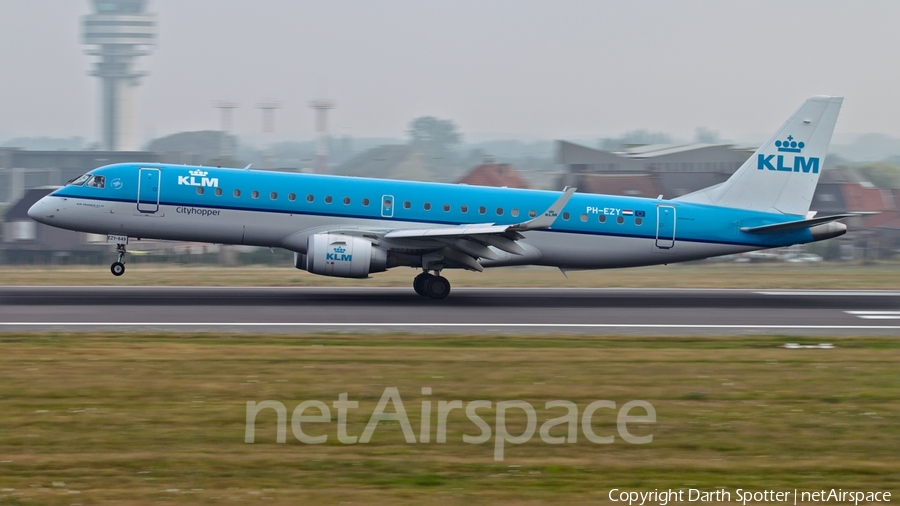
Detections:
31,164,827,266
28,96,848,298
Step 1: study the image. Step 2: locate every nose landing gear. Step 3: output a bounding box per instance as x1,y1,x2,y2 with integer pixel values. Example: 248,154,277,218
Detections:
413,271,450,299
110,243,127,276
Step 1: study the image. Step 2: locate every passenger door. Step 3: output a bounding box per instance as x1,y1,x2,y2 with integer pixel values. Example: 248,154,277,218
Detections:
655,205,676,249
137,168,161,213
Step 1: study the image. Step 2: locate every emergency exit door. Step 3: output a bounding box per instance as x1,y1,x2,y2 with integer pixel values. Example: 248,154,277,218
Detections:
381,195,394,218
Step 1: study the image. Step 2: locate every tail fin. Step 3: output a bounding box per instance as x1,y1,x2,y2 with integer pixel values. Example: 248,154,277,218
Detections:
676,96,843,216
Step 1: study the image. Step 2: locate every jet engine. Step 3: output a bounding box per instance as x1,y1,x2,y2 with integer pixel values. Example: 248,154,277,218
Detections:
294,233,387,278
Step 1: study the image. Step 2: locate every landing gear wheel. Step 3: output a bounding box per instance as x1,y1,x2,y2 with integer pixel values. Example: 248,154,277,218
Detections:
424,275,451,300
110,262,125,276
110,242,127,276
413,272,433,296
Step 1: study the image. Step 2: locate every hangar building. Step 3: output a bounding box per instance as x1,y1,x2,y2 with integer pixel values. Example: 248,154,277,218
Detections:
556,140,754,199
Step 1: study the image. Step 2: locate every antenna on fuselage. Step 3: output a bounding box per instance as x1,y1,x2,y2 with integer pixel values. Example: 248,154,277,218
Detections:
244,164,252,171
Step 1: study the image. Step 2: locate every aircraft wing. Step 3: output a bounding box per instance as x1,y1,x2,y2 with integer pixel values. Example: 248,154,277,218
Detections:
384,224,510,238
319,187,575,272
376,187,576,271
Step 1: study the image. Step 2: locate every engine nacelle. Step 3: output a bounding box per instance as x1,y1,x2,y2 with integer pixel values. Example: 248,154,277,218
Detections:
294,233,387,278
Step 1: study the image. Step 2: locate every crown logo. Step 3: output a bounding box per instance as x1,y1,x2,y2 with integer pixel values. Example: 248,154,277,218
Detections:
189,169,208,177
333,247,346,253
775,135,805,153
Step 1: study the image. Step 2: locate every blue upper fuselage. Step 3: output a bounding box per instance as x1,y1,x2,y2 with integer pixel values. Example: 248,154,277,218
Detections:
50,163,814,249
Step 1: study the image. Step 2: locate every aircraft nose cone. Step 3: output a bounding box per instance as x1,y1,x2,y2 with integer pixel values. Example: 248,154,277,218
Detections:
27,197,52,224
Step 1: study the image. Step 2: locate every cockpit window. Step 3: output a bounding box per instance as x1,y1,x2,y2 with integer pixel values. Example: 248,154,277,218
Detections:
68,174,91,186
85,175,106,188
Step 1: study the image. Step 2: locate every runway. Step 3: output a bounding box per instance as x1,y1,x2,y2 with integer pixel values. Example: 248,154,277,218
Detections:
1,286,900,335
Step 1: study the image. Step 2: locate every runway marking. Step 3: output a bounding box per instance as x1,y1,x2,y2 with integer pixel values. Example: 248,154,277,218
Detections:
845,311,900,320
757,291,900,297
2,322,900,330
7,286,900,295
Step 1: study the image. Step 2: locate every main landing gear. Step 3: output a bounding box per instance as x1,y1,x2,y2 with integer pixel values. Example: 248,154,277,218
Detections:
110,243,127,276
413,271,450,299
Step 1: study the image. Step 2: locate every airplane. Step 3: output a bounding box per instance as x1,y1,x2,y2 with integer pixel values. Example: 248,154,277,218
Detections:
29,96,852,299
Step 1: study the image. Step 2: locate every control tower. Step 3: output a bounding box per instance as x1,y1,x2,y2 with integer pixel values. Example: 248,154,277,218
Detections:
82,0,156,151
309,100,335,174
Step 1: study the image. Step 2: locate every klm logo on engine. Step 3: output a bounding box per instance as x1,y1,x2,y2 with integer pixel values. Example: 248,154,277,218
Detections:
757,135,819,174
326,246,352,262
178,169,219,188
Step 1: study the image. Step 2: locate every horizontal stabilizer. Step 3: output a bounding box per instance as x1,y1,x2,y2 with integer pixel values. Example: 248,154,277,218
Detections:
740,213,869,234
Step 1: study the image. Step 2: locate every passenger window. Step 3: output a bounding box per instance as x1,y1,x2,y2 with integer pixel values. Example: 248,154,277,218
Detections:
362,198,370,206
325,196,333,204
529,210,536,218
307,194,314,202
599,215,606,223
580,213,587,222
460,205,468,213
343,197,351,205
270,192,278,200
479,206,486,215
252,190,260,199
288,193,296,201
86,175,106,188
616,216,624,224
635,217,643,226
511,209,519,217
403,201,411,209
234,189,241,198
196,187,204,195
443,204,450,212
424,202,431,211
215,188,223,196
562,212,570,220
496,208,504,216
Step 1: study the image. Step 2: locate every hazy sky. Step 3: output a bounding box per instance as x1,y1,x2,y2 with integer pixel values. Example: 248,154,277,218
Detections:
1,1,899,145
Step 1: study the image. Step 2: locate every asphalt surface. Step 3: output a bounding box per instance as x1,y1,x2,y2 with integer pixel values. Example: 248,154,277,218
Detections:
1,286,900,335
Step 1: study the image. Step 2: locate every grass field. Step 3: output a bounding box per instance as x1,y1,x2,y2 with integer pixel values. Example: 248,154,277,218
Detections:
2,262,900,288
0,332,897,505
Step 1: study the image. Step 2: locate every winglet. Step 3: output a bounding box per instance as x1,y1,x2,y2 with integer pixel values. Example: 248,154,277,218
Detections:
510,187,576,232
